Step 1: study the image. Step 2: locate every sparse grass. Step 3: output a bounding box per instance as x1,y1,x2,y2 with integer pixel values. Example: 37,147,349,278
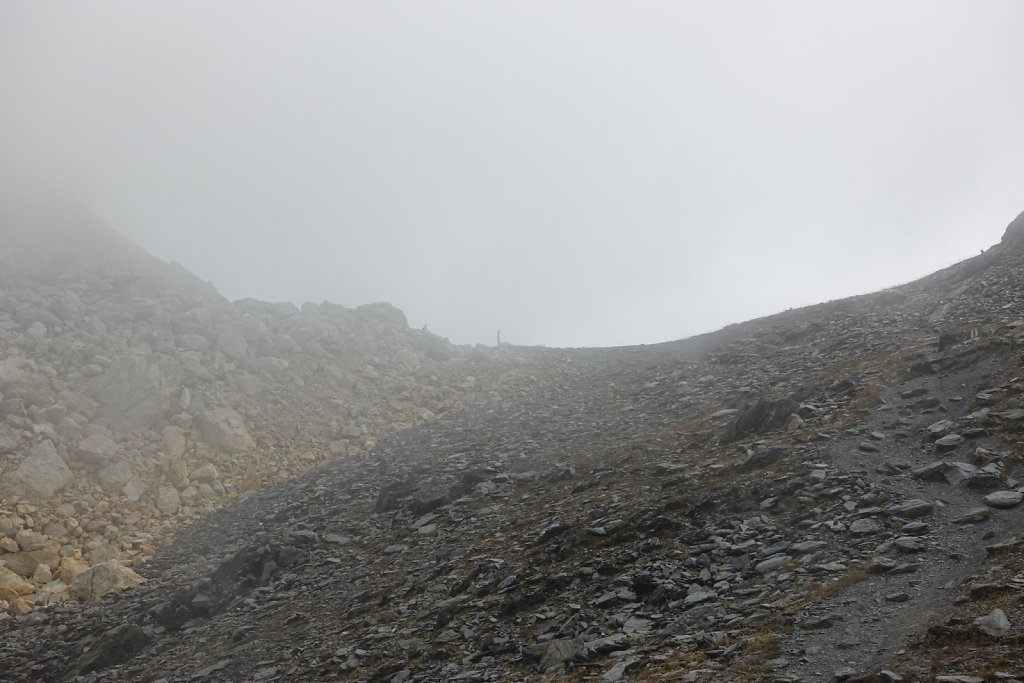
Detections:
787,566,870,612
717,625,792,682
897,529,1024,680
851,382,886,412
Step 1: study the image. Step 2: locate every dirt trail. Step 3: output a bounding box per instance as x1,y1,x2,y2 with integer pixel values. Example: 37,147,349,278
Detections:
785,351,1024,681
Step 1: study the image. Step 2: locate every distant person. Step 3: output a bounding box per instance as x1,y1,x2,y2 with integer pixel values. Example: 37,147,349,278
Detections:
497,329,501,346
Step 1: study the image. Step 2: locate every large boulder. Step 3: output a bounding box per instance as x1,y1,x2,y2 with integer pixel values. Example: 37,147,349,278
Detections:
198,407,256,454
723,398,799,442
0,565,34,594
0,357,51,406
89,353,181,432
0,423,22,454
97,458,135,494
70,560,144,602
154,486,181,515
215,325,249,361
0,440,73,504
160,426,188,458
75,433,120,464
1,545,60,578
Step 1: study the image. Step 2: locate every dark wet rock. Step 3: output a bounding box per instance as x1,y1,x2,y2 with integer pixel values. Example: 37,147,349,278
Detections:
68,624,149,677
724,398,799,442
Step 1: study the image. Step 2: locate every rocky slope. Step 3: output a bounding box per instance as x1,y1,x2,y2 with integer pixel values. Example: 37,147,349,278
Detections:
2,208,1024,682
0,198,554,616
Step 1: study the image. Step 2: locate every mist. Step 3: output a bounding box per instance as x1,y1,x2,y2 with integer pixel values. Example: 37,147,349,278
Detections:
2,1,1023,347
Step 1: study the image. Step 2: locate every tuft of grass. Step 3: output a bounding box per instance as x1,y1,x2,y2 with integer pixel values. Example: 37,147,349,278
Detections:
787,566,870,612
852,383,885,412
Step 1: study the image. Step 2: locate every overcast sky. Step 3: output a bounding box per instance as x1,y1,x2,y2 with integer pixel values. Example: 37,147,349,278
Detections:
2,2,1023,347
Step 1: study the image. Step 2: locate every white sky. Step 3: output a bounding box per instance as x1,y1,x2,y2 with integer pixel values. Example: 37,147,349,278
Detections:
2,1,1023,347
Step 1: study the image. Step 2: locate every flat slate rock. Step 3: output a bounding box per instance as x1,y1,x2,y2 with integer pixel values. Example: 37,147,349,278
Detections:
983,490,1024,509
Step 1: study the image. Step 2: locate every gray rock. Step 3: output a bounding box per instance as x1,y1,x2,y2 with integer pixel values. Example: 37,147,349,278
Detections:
160,426,188,458
75,433,120,464
90,353,180,432
215,325,249,360
893,536,925,553
537,638,583,672
0,423,22,454
984,490,1024,509
198,407,256,454
912,461,979,486
926,419,956,437
98,459,135,493
754,556,790,574
848,518,881,535
801,614,840,630
955,507,992,525
934,434,965,451
155,486,181,515
885,499,933,519
724,399,799,442
0,440,73,504
735,446,789,471
684,590,718,607
70,560,145,602
973,608,1011,637
602,657,639,683
900,521,929,535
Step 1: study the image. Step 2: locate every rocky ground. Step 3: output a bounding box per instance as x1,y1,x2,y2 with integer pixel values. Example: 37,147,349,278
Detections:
2,207,1024,681
0,200,559,615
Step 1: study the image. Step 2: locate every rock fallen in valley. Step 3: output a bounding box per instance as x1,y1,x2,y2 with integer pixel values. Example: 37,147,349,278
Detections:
155,485,182,515
74,433,120,464
926,419,956,438
723,398,799,442
198,407,256,454
884,499,933,519
934,434,965,452
0,440,73,504
973,608,1011,637
849,518,881,536
70,560,145,602
754,556,791,574
954,508,993,525
69,624,150,677
983,490,1024,509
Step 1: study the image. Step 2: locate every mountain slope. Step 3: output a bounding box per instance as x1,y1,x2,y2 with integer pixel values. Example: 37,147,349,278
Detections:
0,198,549,617
2,210,1024,681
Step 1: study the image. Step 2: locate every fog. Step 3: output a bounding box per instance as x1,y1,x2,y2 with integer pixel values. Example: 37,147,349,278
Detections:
2,2,1023,347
